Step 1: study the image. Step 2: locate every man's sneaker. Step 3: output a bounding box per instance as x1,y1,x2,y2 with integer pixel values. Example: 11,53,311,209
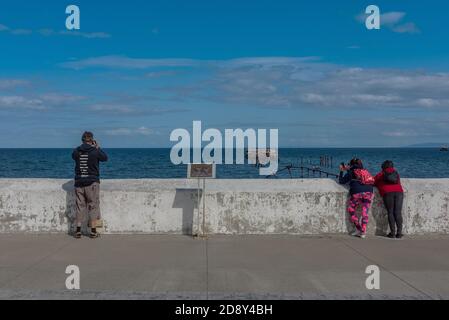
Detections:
396,234,404,239
387,233,395,239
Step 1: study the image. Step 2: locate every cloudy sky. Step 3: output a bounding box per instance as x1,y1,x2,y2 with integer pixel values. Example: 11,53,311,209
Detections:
0,0,448,147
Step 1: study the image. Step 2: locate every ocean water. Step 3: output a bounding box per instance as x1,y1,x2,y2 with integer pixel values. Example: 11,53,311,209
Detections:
0,148,448,179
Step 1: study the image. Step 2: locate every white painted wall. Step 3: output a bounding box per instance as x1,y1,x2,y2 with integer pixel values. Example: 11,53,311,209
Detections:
0,179,448,235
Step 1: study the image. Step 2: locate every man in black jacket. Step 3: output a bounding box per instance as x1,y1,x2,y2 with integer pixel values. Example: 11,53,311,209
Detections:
72,131,108,238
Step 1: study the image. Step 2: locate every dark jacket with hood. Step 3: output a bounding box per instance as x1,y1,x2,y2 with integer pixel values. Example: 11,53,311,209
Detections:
72,144,108,187
339,163,374,195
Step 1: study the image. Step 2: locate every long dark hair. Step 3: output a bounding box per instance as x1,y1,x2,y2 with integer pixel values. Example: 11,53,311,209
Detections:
349,158,363,169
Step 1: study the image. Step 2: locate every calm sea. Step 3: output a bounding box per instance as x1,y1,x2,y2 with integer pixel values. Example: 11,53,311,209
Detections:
0,148,448,179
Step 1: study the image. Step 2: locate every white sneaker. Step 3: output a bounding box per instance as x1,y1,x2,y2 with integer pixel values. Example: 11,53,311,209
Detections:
350,229,360,237
359,233,366,239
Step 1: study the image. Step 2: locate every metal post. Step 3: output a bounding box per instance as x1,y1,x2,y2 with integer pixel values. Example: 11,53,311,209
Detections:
197,178,201,237
202,178,206,238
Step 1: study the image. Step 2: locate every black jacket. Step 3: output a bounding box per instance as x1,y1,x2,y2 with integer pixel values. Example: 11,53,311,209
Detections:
72,144,108,187
339,165,374,195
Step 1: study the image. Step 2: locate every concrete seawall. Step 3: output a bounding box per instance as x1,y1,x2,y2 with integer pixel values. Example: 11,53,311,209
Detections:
1,179,448,235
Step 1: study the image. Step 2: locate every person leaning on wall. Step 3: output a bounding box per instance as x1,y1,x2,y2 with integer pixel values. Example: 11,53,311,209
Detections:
339,158,375,239
72,131,108,239
374,160,404,239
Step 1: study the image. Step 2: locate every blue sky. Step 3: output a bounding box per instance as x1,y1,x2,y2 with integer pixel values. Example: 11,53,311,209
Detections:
0,0,448,147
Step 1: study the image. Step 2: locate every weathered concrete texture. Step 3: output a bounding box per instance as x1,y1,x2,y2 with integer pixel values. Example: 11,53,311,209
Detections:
0,179,448,235
1,234,449,300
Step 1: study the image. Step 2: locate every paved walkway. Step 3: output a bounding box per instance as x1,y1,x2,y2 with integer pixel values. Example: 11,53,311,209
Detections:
1,234,448,299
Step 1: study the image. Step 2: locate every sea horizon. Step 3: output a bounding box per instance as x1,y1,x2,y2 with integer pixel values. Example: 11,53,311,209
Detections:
1,147,448,179
0,146,447,149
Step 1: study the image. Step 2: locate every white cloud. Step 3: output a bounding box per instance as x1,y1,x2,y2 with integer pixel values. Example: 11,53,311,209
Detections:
0,79,29,89
89,104,136,114
0,93,84,110
145,70,181,78
0,96,44,110
88,103,188,116
104,127,155,136
58,55,449,110
60,55,320,70
381,12,406,26
58,30,111,39
392,23,420,34
356,11,420,34
61,56,201,70
38,29,54,36
223,57,320,68
0,23,110,39
39,93,85,104
10,29,32,35
416,98,447,108
104,128,133,136
382,130,419,137
136,126,153,136
159,58,449,110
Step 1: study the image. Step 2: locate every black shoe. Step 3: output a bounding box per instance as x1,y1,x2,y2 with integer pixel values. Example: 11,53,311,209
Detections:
387,233,395,239
396,234,403,239
89,232,100,239
74,227,82,239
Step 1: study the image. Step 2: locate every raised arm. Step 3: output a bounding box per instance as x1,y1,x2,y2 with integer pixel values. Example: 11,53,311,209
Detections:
339,171,351,185
374,172,383,186
97,148,108,162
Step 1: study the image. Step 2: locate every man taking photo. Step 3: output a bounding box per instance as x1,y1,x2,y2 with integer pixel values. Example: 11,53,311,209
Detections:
72,131,108,239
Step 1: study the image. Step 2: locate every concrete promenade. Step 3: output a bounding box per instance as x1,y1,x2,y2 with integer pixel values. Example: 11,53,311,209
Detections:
1,234,449,300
